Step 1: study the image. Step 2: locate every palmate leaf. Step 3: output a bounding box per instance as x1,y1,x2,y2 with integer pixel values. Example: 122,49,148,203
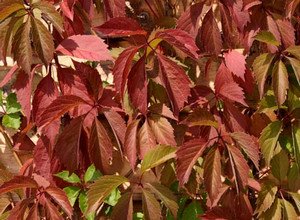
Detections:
141,145,176,173
203,146,222,203
252,53,275,98
12,18,32,74
142,188,162,220
31,17,54,66
87,175,128,213
272,60,289,106
176,139,208,186
259,121,282,166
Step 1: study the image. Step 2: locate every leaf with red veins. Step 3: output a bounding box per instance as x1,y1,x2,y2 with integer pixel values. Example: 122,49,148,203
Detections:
138,119,157,159
176,139,208,186
56,35,112,61
128,55,148,115
176,2,205,38
45,187,73,218
214,62,234,92
156,29,199,59
0,176,38,195
227,145,250,191
217,82,248,106
112,46,140,95
224,50,246,80
203,146,222,203
38,95,88,127
148,115,176,146
157,54,190,115
94,17,147,37
124,119,140,169
89,118,113,173
197,9,222,56
54,116,84,172
32,74,59,123
276,19,295,48
103,0,125,19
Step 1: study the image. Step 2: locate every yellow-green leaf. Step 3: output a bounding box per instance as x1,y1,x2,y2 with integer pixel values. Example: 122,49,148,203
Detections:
254,31,280,46
272,60,289,106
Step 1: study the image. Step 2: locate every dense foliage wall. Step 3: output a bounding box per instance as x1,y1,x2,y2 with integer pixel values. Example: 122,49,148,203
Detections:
0,0,300,219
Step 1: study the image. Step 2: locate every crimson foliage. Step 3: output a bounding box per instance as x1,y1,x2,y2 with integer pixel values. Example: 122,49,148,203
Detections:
0,0,300,219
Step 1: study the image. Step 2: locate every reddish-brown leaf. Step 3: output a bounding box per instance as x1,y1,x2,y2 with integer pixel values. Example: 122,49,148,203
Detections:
89,118,113,173
26,203,39,220
0,64,19,87
157,54,190,115
0,176,38,195
103,0,125,19
224,50,246,80
142,188,162,220
38,95,88,127
128,55,148,115
223,102,250,132
124,119,140,169
176,139,208,186
104,110,126,145
276,19,295,48
45,187,73,218
148,115,176,146
227,145,250,191
156,29,199,59
272,60,289,106
32,74,59,123
112,46,140,95
214,62,234,92
198,9,222,56
111,192,133,220
217,82,247,106
44,196,64,220
203,147,222,203
54,116,84,172
138,119,157,159
95,17,146,37
8,199,31,220
56,35,112,61
230,132,260,169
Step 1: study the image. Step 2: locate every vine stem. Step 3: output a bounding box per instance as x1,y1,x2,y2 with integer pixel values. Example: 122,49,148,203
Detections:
0,124,23,168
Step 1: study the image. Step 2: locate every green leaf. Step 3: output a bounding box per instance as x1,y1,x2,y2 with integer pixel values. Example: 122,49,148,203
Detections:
182,201,203,220
31,17,54,66
258,90,278,113
253,53,275,98
282,198,298,219
272,60,289,106
270,150,289,181
104,188,121,206
87,175,128,213
288,192,300,212
133,212,144,220
142,188,162,220
141,145,176,173
0,90,3,105
254,31,280,46
147,182,178,218
285,45,300,60
54,171,81,184
255,185,278,214
259,198,281,220
12,18,32,74
6,93,21,114
259,121,282,166
0,2,24,22
84,164,101,183
287,163,300,191
63,186,81,207
292,122,300,169
286,57,300,85
2,113,21,129
79,192,95,220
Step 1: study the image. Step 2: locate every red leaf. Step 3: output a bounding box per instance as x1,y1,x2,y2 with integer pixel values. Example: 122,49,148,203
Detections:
198,9,222,56
95,17,146,37
38,95,88,127
138,119,157,158
230,132,260,170
227,145,250,191
203,147,222,203
103,0,125,19
89,118,113,173
128,55,148,115
217,82,247,106
148,115,176,146
0,176,38,195
223,102,250,132
13,69,34,122
224,50,246,80
26,203,39,220
56,35,112,61
44,196,64,220
54,116,83,171
111,192,133,220
45,187,73,218
176,2,205,38
32,74,59,123
176,139,208,186
0,64,19,87
156,29,199,59
104,110,126,145
112,46,140,95
124,119,140,169
142,188,162,220
276,19,295,48
8,199,31,220
214,62,234,92
157,54,190,115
